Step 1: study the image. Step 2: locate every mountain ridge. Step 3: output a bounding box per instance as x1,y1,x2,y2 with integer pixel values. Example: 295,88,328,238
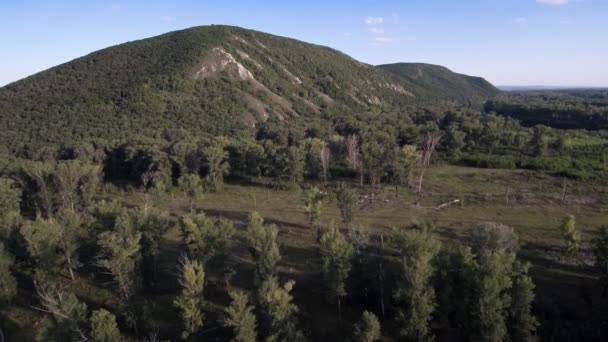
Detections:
0,25,499,154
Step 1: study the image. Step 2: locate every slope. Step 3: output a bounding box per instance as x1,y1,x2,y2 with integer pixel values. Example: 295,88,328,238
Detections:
0,25,498,155
377,63,499,103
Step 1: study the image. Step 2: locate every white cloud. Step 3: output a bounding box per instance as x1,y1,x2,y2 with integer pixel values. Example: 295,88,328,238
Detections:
370,27,384,34
515,17,528,23
162,15,174,22
537,0,569,5
372,37,395,43
365,17,384,25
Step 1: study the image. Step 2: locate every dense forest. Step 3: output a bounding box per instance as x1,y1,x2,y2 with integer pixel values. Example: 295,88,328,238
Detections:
485,90,608,130
0,25,608,341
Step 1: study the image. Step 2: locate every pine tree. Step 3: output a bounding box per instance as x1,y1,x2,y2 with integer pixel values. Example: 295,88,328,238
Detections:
353,311,381,342
320,223,354,316
0,242,17,303
336,185,355,228
302,186,323,237
258,277,305,342
390,226,441,341
224,291,257,342
181,212,235,264
174,256,206,339
178,173,204,213
508,260,538,341
560,215,580,259
89,309,123,342
246,212,281,284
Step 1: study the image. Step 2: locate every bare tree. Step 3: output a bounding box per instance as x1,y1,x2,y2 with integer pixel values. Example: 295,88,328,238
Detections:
320,143,331,185
345,135,363,186
417,131,442,194
140,166,158,215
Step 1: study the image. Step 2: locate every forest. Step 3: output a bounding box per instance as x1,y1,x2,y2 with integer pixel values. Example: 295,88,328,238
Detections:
0,25,607,342
1,89,608,340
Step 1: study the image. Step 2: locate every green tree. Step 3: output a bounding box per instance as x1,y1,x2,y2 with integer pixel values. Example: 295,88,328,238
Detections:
224,290,258,342
302,186,323,237
181,212,235,265
20,218,63,276
361,131,394,190
32,285,88,342
390,226,441,341
474,251,515,342
174,256,206,339
178,173,204,213
592,226,608,296
258,277,305,342
390,145,417,196
0,178,22,240
279,146,305,184
354,311,381,342
336,185,356,228
0,242,17,303
96,213,142,300
560,215,580,259
530,125,548,157
137,209,171,283
54,160,101,212
246,212,281,284
203,143,230,191
508,261,538,341
89,309,123,342
320,223,354,316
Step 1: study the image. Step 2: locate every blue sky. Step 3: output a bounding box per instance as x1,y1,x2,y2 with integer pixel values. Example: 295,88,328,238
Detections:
1,0,607,87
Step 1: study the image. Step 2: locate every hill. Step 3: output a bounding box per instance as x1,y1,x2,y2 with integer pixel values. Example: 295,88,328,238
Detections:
0,25,498,154
377,63,499,103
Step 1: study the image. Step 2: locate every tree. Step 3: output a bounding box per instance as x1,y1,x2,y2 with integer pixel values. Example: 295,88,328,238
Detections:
361,131,393,191
390,226,441,341
137,209,171,283
336,185,356,228
32,284,88,342
530,125,548,157
0,178,22,240
474,251,515,342
354,311,381,342
0,242,17,304
469,222,519,255
390,145,417,196
22,161,55,218
54,160,101,212
96,213,142,300
508,261,538,341
302,186,323,237
560,215,580,259
174,256,206,339
281,146,305,185
345,135,363,186
320,143,331,185
258,277,305,342
202,143,230,191
89,309,123,342
180,212,235,265
246,212,281,284
417,131,442,193
20,218,63,277
224,291,257,342
320,223,354,316
592,226,608,296
178,173,204,213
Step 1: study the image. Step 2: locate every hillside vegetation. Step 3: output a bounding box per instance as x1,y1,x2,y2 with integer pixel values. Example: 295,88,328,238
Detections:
0,25,498,154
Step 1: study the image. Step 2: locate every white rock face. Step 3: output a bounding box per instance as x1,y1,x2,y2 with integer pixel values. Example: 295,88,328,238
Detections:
195,47,254,81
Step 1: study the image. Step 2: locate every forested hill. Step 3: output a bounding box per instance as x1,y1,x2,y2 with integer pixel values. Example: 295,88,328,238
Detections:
378,63,500,103
0,25,498,155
